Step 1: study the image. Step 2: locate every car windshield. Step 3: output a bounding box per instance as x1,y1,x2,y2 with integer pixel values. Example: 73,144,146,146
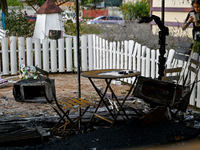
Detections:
93,16,105,20
93,16,123,21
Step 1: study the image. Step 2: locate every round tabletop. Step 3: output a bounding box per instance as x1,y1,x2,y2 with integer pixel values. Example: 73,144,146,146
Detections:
81,69,141,79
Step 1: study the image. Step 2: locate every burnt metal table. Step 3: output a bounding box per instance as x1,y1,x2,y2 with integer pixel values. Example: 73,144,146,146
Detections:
81,69,141,126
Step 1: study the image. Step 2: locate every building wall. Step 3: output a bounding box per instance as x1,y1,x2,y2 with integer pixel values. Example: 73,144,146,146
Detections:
107,7,123,17
7,6,36,16
151,0,193,38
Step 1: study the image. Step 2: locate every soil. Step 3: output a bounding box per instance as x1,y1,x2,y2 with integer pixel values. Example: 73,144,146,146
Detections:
0,74,131,117
0,74,200,150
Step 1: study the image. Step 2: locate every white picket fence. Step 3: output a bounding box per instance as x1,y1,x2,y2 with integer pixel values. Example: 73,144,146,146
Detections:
0,34,200,108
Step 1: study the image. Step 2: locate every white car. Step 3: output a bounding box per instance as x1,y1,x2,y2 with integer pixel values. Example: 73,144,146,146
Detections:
86,16,124,25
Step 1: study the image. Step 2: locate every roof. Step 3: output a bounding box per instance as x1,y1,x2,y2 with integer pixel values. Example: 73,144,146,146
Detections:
37,0,63,14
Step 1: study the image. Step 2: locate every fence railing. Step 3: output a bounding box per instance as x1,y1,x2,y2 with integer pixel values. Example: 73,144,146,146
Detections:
0,34,200,108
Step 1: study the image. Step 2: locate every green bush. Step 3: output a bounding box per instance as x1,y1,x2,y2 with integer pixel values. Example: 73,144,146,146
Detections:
64,21,79,36
5,9,33,37
120,0,150,20
27,0,45,6
7,0,23,6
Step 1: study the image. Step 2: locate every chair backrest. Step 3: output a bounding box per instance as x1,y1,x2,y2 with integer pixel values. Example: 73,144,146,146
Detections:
162,41,192,84
35,66,49,78
183,53,200,91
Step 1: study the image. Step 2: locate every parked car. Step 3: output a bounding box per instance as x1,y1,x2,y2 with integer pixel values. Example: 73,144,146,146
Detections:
28,15,36,22
86,16,124,25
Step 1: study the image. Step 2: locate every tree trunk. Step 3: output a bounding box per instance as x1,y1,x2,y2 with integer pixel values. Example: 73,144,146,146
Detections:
1,0,8,14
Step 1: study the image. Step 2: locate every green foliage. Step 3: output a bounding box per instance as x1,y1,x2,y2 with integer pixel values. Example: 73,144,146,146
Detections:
120,0,150,20
7,0,23,6
34,0,46,6
64,21,101,36
80,23,101,35
26,0,45,6
81,0,103,6
5,9,33,37
64,21,79,36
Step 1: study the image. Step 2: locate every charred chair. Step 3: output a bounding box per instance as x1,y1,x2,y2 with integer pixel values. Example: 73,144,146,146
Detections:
133,54,200,119
162,41,192,84
35,67,94,139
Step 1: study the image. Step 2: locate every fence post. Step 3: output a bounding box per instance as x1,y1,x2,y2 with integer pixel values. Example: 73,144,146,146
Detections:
102,38,106,69
73,36,77,71
66,37,73,72
42,39,49,71
58,38,65,72
124,40,128,82
10,36,17,75
145,47,150,77
2,38,9,74
88,34,93,70
165,49,175,69
93,35,96,70
116,41,120,69
18,37,25,69
50,39,57,72
120,41,124,69
35,38,41,68
96,36,99,69
99,37,102,69
113,41,116,69
81,35,87,71
156,49,160,78
128,40,134,83
124,40,128,70
151,50,156,78
128,40,134,70
106,40,109,69
26,37,33,66
136,43,141,72
109,42,112,69
141,46,146,76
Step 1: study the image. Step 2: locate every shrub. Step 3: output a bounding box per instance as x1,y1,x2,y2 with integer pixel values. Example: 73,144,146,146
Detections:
27,0,45,6
120,0,150,20
5,9,33,37
7,0,23,6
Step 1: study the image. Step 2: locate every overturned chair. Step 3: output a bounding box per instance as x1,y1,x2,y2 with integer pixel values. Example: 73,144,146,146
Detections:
35,67,94,139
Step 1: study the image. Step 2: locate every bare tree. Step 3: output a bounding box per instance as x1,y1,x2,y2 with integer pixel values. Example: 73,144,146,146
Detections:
1,0,8,14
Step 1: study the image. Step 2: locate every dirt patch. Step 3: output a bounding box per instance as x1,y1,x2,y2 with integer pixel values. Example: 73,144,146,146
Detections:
1,74,200,150
0,73,131,118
